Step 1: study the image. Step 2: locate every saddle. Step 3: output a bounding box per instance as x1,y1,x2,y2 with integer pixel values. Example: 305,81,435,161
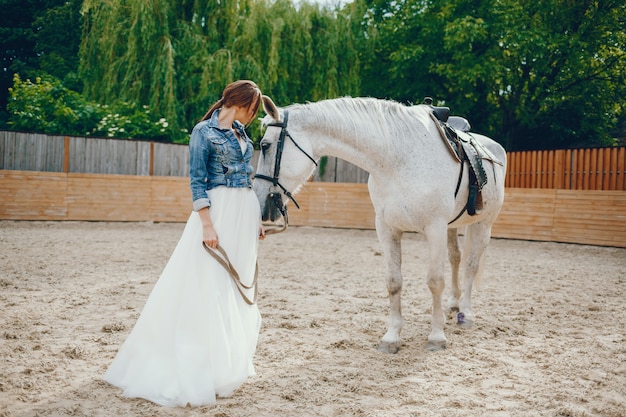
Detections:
423,97,501,216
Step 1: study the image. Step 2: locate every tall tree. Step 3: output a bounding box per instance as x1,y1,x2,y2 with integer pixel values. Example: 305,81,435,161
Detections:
0,0,82,126
79,0,362,138
34,0,83,89
359,0,626,150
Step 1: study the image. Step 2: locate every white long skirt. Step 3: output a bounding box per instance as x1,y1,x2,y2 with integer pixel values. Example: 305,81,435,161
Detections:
104,186,262,407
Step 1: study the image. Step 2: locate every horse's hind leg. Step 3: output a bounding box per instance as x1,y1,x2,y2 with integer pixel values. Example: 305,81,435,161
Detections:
375,220,404,354
457,222,492,328
446,228,462,312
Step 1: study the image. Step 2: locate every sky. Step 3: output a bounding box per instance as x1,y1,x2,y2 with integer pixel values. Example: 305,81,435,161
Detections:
297,0,351,8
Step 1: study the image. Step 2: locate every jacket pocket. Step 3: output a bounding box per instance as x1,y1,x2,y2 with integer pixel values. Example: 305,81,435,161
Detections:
208,135,231,166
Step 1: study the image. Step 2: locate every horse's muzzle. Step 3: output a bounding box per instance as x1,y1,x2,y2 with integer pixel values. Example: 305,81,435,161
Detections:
262,192,286,222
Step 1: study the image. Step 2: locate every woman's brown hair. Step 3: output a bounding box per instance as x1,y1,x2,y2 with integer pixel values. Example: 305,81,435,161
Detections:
201,80,262,122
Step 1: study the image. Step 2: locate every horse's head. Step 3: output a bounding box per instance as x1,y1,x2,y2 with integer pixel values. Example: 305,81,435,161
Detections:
254,96,318,227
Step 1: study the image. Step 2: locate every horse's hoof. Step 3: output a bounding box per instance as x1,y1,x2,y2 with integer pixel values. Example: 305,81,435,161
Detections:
377,341,401,354
424,340,446,351
445,298,460,313
458,320,474,329
456,312,474,329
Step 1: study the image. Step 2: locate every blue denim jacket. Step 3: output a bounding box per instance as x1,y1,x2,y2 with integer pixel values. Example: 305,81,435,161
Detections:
189,110,254,211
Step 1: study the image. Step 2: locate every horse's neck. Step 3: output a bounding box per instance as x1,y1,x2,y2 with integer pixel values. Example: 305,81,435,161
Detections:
295,107,418,175
314,133,380,174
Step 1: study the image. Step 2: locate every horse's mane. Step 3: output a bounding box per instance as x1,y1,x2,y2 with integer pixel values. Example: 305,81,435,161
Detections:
286,97,426,143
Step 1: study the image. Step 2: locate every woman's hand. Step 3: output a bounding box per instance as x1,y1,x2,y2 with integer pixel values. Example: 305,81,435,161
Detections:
203,224,219,248
197,207,219,248
259,225,266,241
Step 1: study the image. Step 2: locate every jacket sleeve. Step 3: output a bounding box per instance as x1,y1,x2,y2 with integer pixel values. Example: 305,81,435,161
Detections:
189,124,212,211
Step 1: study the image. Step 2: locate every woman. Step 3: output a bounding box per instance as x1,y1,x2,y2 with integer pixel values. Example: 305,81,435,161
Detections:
104,80,267,407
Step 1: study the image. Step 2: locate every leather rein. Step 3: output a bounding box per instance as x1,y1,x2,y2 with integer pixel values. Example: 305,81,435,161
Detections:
202,111,317,306
202,242,258,305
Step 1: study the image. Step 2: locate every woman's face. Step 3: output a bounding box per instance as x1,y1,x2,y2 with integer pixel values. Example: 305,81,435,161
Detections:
235,104,257,126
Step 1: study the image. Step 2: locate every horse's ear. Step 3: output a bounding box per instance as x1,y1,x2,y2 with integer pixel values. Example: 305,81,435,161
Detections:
262,95,280,121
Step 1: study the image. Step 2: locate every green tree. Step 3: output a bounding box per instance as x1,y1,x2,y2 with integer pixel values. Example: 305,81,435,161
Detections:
79,0,362,143
359,0,626,150
0,0,83,126
34,0,84,90
7,74,101,135
7,73,185,141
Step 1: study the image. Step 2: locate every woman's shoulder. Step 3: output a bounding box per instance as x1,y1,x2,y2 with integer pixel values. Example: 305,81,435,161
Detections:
192,119,223,136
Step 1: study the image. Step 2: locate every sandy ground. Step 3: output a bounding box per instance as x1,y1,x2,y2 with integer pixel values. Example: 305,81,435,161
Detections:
0,220,624,417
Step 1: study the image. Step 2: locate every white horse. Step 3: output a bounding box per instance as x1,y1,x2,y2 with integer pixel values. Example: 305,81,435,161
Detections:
255,96,506,352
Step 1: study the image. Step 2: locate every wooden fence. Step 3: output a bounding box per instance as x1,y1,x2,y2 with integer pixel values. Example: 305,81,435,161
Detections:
0,171,188,222
0,131,189,177
1,170,625,247
2,131,625,188
506,147,626,190
2,131,626,247
0,131,365,182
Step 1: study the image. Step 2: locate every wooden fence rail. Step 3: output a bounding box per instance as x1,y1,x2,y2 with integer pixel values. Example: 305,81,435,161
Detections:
0,131,189,177
506,147,626,190
2,131,625,188
3,132,625,247
1,170,625,247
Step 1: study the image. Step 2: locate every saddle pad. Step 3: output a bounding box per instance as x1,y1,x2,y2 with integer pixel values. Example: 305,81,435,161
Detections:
430,112,462,162
456,130,503,166
429,111,504,166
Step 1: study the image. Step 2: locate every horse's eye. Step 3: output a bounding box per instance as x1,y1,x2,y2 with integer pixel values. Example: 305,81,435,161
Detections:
261,142,271,153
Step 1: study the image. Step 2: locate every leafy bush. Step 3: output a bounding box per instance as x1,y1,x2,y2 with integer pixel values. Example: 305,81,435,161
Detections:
90,102,188,143
7,73,188,143
7,74,101,136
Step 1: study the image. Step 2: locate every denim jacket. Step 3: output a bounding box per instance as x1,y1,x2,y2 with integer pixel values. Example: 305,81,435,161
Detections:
189,110,254,211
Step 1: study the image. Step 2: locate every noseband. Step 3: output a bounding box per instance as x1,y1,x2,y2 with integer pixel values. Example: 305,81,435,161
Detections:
254,110,317,221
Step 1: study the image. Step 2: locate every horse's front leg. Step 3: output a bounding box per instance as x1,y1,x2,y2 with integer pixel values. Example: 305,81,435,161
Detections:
375,219,404,354
424,221,449,351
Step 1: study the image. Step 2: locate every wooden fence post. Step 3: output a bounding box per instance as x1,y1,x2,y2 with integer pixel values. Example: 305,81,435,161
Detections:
149,142,155,176
63,136,70,173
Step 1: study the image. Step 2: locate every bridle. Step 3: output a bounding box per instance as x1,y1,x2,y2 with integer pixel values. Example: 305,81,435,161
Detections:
254,110,317,233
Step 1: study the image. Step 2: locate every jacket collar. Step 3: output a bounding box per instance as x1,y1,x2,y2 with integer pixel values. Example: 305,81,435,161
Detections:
209,109,246,133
